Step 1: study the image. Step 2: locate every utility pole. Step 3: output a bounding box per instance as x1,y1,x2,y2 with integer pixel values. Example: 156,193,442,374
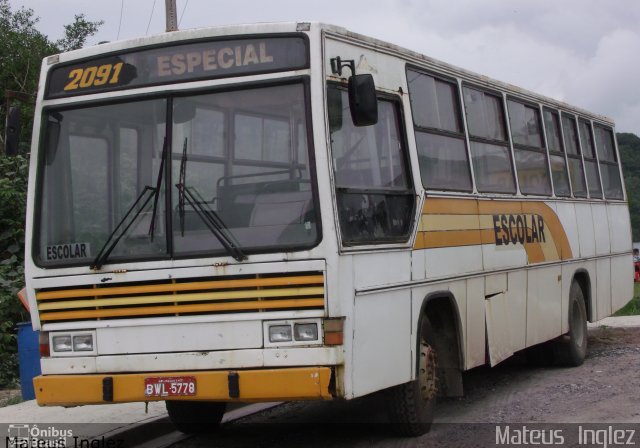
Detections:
165,0,178,32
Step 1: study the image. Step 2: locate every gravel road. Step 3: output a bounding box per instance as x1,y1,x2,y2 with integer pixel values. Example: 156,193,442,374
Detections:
175,326,640,448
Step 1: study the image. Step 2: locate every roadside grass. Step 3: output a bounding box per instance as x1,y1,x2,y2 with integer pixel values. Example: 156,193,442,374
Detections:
0,395,23,408
614,282,640,316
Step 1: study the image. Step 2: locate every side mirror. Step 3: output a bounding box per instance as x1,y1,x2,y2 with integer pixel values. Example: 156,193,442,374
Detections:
5,106,21,156
348,74,378,127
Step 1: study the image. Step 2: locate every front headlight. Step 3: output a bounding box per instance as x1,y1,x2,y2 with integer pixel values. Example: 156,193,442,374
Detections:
73,334,94,351
269,325,292,343
52,335,72,352
294,323,318,341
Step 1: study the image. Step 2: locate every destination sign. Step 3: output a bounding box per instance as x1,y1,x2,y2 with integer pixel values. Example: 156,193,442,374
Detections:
46,36,308,98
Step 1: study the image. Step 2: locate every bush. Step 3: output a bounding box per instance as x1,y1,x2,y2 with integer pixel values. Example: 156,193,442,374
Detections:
0,154,30,387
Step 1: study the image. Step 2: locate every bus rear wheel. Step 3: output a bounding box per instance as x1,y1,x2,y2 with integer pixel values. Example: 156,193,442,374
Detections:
386,317,437,437
554,281,588,367
165,400,226,434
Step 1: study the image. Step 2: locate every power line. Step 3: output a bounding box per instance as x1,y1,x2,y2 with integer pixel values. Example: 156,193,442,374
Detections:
116,0,124,39
178,0,189,27
146,0,157,35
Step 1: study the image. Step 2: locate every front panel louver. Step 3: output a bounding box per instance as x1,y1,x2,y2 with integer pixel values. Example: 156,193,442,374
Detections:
36,272,324,322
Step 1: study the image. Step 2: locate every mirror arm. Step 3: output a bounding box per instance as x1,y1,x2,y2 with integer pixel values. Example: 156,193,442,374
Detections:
330,57,356,77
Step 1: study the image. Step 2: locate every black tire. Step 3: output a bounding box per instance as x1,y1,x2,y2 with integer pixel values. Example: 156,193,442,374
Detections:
165,400,226,434
554,281,588,366
386,317,437,437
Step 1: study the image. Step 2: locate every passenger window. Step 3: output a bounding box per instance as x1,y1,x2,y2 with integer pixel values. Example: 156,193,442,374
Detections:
507,100,550,195
407,69,472,191
561,114,587,198
328,84,414,245
595,125,623,199
579,119,602,199
463,86,515,193
543,109,570,197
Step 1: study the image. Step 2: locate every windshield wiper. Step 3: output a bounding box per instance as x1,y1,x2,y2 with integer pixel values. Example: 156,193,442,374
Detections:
178,137,188,237
148,137,167,240
90,186,156,270
175,138,246,261
175,183,247,262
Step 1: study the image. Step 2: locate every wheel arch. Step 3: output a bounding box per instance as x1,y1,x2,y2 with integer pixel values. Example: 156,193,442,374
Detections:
416,291,464,397
572,269,593,322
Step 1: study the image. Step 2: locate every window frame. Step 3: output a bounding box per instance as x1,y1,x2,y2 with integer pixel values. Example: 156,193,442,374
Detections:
560,112,588,198
505,96,552,196
405,66,473,193
578,117,603,200
542,107,572,198
593,122,625,201
327,82,417,249
462,83,517,195
33,76,323,268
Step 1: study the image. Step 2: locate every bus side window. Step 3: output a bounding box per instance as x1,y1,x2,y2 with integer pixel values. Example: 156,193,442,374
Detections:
406,68,472,192
328,84,414,245
594,125,623,200
462,86,516,194
579,119,603,199
507,99,551,196
561,114,587,198
543,108,571,197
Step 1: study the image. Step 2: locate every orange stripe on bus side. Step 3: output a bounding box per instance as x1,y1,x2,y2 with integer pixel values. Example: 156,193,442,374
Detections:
414,197,572,263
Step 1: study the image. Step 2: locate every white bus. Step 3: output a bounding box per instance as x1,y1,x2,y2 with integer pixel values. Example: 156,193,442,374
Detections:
24,22,632,436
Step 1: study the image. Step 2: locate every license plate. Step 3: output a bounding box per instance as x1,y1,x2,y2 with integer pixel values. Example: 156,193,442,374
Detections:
144,376,196,397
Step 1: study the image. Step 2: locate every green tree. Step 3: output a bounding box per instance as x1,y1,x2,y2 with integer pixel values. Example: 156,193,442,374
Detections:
618,132,640,241
57,14,104,52
0,1,102,386
0,1,103,153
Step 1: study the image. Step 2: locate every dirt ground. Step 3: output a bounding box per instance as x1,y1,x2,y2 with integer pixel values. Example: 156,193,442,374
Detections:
177,326,640,448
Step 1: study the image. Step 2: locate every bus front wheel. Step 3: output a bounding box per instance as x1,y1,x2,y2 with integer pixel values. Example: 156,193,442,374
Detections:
554,281,588,367
386,317,437,436
165,400,226,433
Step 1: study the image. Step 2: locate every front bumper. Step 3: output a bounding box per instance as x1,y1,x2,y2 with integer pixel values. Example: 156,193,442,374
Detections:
34,366,332,406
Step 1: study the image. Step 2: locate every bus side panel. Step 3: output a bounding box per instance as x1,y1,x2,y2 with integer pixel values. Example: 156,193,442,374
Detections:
526,266,562,347
425,246,483,279
554,202,580,259
591,203,611,256
465,277,485,370
607,203,632,315
611,254,633,313
574,203,596,257
607,203,632,254
506,270,527,353
596,258,612,319
352,289,411,397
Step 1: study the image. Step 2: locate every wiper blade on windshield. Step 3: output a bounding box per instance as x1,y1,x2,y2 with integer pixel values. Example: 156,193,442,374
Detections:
90,186,156,270
175,183,247,262
148,137,167,241
178,137,188,237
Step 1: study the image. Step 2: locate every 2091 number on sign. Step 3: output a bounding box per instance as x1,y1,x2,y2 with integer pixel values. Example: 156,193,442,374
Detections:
64,62,124,91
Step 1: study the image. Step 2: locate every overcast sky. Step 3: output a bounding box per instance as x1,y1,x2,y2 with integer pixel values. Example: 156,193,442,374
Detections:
11,0,640,135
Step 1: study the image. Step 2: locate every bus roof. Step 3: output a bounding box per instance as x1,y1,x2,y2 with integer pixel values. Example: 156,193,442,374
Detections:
43,21,613,125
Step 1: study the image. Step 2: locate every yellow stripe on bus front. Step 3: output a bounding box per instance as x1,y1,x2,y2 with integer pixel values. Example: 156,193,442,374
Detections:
38,286,325,311
39,298,325,321
36,275,324,301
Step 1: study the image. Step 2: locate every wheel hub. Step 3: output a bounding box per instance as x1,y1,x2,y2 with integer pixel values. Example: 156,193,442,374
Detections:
418,340,437,401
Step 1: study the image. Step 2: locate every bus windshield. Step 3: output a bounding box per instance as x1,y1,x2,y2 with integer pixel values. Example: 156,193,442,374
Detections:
36,82,319,267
